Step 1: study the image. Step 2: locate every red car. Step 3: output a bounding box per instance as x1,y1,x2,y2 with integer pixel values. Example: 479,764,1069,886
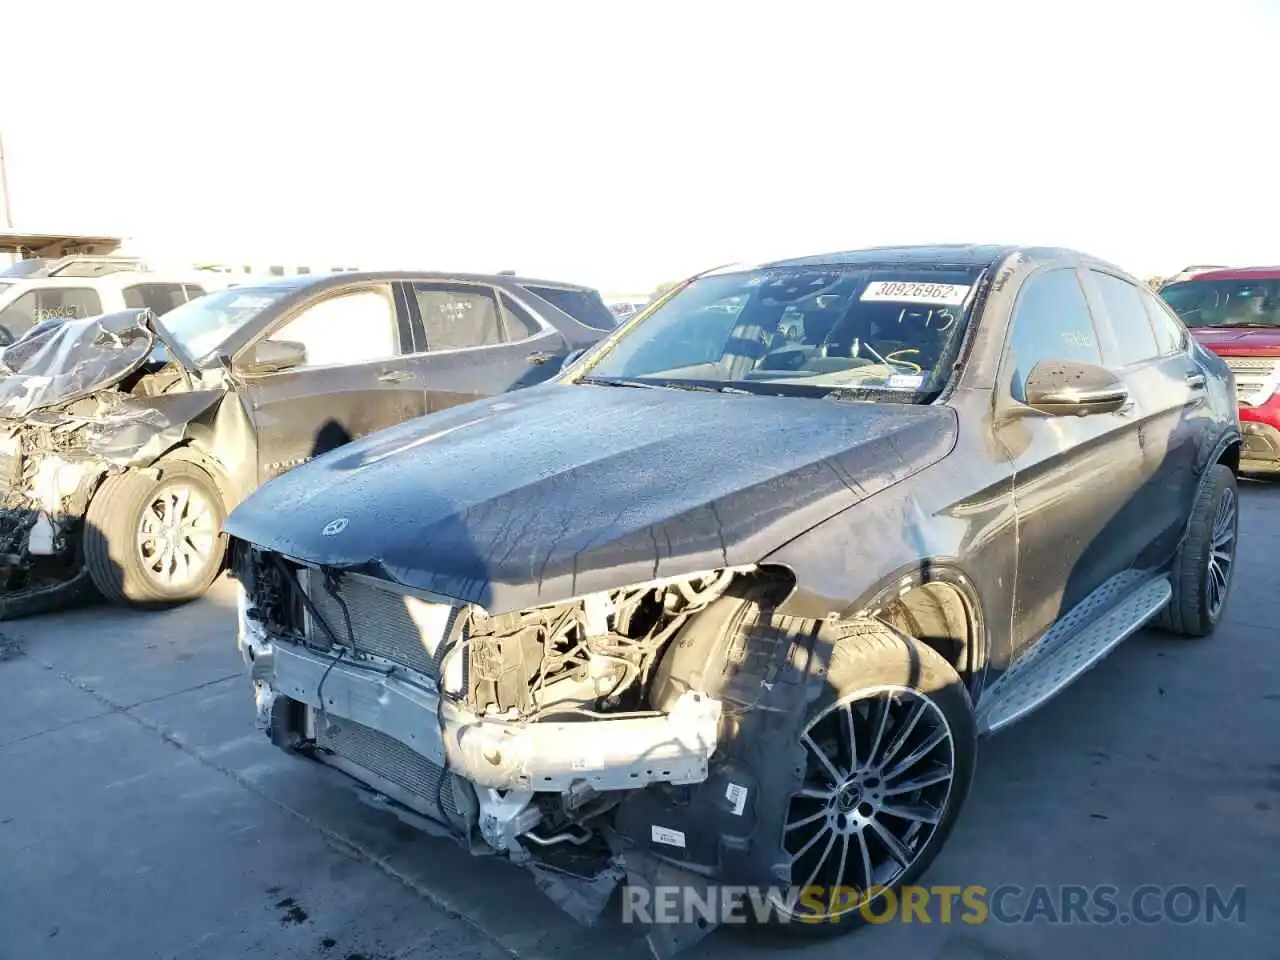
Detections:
1161,266,1280,472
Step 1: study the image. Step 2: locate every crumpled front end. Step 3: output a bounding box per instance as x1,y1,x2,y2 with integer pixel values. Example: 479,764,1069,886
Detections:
0,414,106,614
233,541,830,952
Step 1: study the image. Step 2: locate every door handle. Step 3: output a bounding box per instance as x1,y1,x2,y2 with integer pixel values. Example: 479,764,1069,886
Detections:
1185,372,1207,390
378,369,413,383
526,351,555,365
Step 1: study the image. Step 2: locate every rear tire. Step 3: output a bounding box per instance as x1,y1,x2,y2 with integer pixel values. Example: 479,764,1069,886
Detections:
768,621,977,939
83,460,226,608
1154,463,1237,637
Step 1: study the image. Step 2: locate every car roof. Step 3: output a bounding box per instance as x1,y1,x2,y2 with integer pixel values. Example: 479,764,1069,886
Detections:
716,243,1131,278
223,270,602,295
1169,266,1280,283
764,244,1019,269
1,271,230,291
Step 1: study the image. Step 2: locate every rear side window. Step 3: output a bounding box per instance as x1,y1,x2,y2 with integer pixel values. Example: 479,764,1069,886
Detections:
414,285,504,350
1141,288,1189,356
122,283,188,316
1006,268,1101,401
183,284,207,301
523,284,615,331
1091,271,1158,367
499,294,543,340
0,287,103,342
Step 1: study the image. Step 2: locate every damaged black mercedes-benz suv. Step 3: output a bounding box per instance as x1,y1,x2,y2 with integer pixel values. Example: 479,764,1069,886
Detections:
227,246,1240,956
0,270,606,616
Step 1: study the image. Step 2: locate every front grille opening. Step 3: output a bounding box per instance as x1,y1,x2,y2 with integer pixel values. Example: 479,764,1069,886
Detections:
232,542,307,639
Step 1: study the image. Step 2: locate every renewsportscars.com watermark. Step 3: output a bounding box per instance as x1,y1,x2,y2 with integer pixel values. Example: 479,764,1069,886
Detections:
622,884,1247,926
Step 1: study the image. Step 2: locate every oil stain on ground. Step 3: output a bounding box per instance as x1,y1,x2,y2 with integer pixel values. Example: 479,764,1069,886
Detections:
275,896,309,925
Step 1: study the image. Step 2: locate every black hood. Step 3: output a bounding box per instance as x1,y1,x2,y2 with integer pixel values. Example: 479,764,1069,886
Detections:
225,385,957,614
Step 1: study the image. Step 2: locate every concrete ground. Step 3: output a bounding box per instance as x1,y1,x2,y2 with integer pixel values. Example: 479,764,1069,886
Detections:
2,488,1279,960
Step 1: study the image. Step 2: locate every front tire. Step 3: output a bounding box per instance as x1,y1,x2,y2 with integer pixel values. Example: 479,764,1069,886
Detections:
770,621,977,938
1154,463,1238,637
83,460,227,608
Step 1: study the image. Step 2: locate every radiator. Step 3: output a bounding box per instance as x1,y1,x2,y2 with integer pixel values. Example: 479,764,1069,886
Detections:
315,714,458,820
305,573,454,680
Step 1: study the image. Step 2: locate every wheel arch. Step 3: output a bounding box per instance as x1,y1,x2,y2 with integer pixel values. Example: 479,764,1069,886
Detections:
847,559,990,702
1217,436,1241,475
1203,425,1242,476
142,441,239,514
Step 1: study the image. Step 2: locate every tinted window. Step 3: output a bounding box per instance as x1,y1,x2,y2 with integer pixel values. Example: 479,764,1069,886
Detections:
122,283,188,316
1091,271,1158,366
499,294,542,340
1141,288,1188,355
1160,278,1280,329
524,285,615,331
266,289,398,368
1007,269,1100,401
183,284,207,301
0,287,103,342
414,285,503,350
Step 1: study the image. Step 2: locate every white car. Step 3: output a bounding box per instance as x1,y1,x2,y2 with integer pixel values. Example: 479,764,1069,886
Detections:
0,260,234,344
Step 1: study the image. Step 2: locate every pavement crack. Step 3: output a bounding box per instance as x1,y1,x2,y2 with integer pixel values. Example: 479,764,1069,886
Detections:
120,672,243,710
0,708,116,749
37,658,529,960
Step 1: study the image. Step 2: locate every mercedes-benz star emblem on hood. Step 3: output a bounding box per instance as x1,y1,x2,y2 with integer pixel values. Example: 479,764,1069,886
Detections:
322,518,350,536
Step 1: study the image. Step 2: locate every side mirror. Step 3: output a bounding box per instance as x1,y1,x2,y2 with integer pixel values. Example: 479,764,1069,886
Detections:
238,338,307,375
1021,359,1129,416
560,347,587,373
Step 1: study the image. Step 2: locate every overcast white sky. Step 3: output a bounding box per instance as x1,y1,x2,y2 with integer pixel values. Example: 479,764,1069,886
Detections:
4,0,1277,292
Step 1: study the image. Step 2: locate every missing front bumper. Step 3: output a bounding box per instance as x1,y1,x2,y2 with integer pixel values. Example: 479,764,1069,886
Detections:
238,594,721,796
246,638,721,791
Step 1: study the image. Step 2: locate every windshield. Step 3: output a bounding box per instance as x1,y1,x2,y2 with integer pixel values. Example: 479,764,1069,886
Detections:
1160,278,1280,328
157,284,297,361
582,265,983,400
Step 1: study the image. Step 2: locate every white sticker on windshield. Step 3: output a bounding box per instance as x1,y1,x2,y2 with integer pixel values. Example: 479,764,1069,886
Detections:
861,281,971,305
651,825,687,848
726,782,749,816
887,373,925,390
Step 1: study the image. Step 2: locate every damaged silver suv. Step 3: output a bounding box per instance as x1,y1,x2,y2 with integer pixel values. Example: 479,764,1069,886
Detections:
229,245,1240,957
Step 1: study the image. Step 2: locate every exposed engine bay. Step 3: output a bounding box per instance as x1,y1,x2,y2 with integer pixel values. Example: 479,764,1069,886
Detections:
0,370,188,584
234,546,836,953
0,309,228,613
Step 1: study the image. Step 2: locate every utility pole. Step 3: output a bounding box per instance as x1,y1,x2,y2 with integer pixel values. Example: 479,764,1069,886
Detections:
0,131,12,229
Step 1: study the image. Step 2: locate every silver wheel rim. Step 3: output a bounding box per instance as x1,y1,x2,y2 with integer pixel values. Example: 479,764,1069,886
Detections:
780,683,955,921
136,482,218,589
1206,486,1236,619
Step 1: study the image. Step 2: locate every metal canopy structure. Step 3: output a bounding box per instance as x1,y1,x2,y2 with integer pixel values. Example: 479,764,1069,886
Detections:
0,231,124,260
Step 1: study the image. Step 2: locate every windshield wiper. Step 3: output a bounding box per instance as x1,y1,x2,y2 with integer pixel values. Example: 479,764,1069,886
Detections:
578,376,663,389
579,376,751,394
654,381,753,395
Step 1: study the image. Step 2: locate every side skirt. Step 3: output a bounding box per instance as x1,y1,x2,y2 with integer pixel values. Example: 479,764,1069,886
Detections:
977,574,1172,735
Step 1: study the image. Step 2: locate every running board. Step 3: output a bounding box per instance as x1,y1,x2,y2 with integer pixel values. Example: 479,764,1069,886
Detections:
977,577,1172,735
